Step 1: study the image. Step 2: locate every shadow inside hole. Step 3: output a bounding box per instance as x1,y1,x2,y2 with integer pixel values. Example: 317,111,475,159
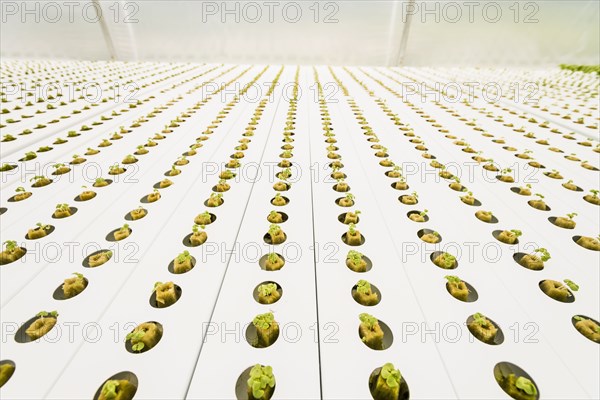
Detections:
182,233,208,247
25,224,55,240
82,249,112,268
547,216,574,229
235,365,276,400
461,197,482,207
92,179,113,187
430,251,458,270
448,184,468,192
52,207,78,219
341,232,365,246
245,322,279,348
493,362,540,400
510,187,530,196
105,227,132,242
153,181,173,189
337,212,360,225
493,230,519,245
358,318,393,350
124,322,163,354
253,281,283,304
0,359,15,387
406,210,429,223
572,235,600,251
538,280,574,303
52,278,89,300
417,228,442,243
14,315,58,343
528,201,551,211
263,232,287,245
74,192,97,202
270,196,289,206
0,247,27,265
466,314,504,345
141,194,161,204
475,212,498,224
268,211,289,224
125,209,148,221
258,253,285,271
445,280,478,302
369,367,409,400
168,256,197,274
0,207,6,215
399,195,418,205
351,282,381,306
92,371,138,400
149,284,182,308
333,184,350,192
571,315,600,343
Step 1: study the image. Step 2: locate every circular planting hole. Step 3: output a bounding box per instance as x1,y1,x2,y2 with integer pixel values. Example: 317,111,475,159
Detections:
25,224,55,240
466,313,504,345
53,276,89,300
342,232,365,246
93,371,138,400
430,251,458,270
351,282,381,306
270,196,289,206
124,321,163,354
52,207,77,219
182,231,208,247
0,246,27,265
168,255,197,274
235,365,276,400
474,211,498,224
547,216,575,229
92,179,113,187
253,281,283,305
358,317,393,350
510,187,530,196
527,200,550,211
538,280,574,303
335,197,355,207
125,208,148,221
245,321,279,348
407,210,429,223
445,279,478,302
512,253,544,271
105,227,132,242
74,192,96,202
417,229,441,244
258,253,285,271
333,183,351,192
194,212,217,225
0,207,6,215
399,195,418,205
571,315,600,343
493,230,519,245
391,182,409,191
493,362,540,400
153,180,173,189
338,212,360,225
14,313,59,343
369,366,409,400
149,282,182,308
263,231,287,245
346,253,373,273
448,183,467,192
0,360,16,388
267,211,288,224
572,235,600,251
82,249,113,268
